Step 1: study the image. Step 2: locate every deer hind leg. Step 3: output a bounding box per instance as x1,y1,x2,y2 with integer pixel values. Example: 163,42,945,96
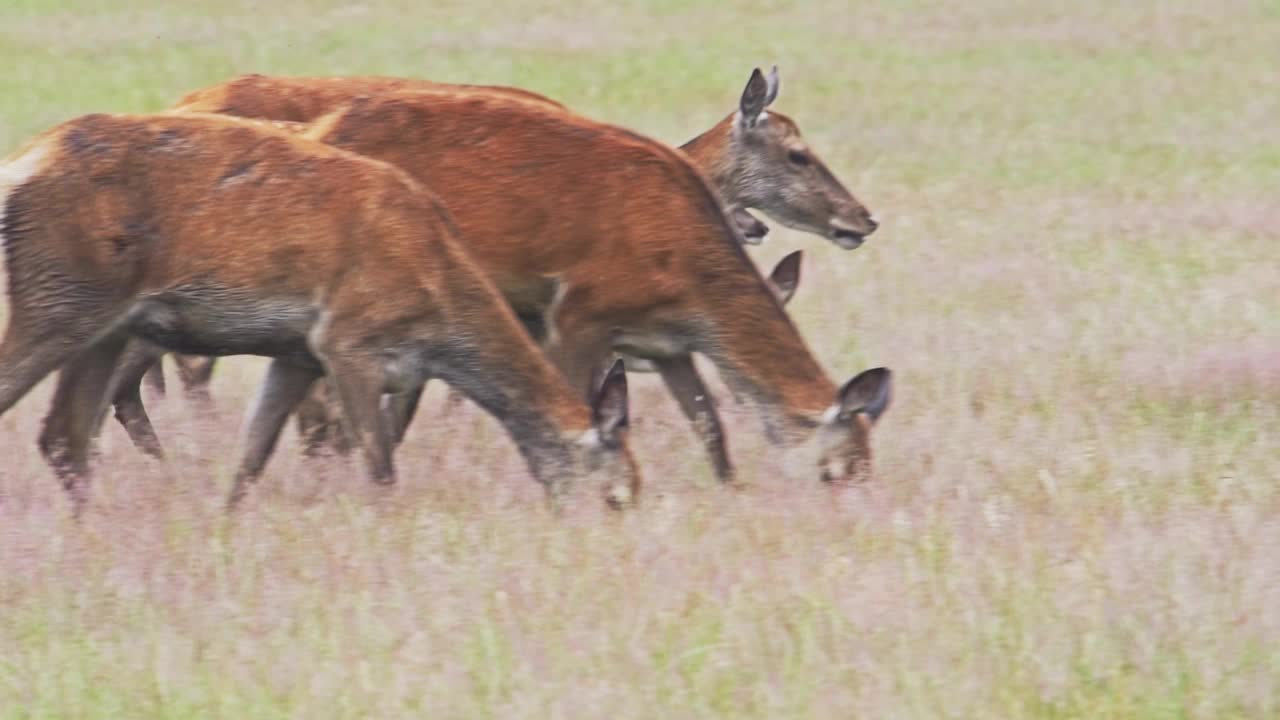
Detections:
0,326,91,421
101,340,168,461
227,359,321,509
652,355,736,485
37,332,131,514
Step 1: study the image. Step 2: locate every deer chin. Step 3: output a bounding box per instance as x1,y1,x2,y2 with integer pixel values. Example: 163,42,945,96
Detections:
831,229,866,250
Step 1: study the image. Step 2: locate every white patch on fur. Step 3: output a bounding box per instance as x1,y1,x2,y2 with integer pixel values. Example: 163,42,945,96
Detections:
577,427,602,448
0,140,53,315
0,140,52,236
542,275,568,348
820,404,842,425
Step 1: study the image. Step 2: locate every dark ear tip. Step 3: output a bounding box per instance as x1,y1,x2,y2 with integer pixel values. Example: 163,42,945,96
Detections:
607,357,627,381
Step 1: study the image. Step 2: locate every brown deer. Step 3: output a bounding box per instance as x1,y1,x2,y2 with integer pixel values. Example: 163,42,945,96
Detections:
169,69,871,246
295,249,805,457
144,73,778,407
139,70,880,480
0,112,640,513
253,90,891,485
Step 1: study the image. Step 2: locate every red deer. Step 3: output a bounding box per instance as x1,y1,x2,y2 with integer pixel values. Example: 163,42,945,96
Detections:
242,90,891,485
146,74,773,408
133,71,882,480
295,249,806,457
0,112,640,513
169,70,872,246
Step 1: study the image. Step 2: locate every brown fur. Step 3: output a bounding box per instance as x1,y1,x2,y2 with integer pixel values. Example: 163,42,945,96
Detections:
170,73,567,119
0,112,639,513
291,91,889,483
136,73,887,482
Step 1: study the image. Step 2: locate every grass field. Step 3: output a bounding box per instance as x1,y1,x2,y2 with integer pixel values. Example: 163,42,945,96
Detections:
2,1,1279,717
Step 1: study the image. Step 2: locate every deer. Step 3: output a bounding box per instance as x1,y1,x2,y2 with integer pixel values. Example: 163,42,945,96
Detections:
0,112,641,514
217,89,891,486
294,249,805,457
143,72,781,409
168,73,776,244
120,68,880,480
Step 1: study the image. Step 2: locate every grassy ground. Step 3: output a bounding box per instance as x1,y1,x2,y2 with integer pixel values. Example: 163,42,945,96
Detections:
2,1,1279,717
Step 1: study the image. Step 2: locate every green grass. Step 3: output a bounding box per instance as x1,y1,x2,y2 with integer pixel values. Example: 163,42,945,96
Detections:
2,0,1279,717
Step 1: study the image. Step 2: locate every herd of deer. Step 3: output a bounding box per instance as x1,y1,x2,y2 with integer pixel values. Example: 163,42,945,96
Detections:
0,67,892,515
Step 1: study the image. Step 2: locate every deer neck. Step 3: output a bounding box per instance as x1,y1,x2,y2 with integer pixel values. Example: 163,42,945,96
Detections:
429,344,593,478
679,116,744,209
690,259,837,436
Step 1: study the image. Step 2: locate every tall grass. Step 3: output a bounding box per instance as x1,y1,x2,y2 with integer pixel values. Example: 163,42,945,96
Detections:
1,1,1278,717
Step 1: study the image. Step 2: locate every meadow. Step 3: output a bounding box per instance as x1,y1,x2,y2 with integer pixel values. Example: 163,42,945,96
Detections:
1,0,1278,717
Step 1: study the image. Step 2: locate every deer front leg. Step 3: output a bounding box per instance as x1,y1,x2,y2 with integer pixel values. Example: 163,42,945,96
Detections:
295,380,354,457
541,285,620,398
227,360,321,509
652,355,736,485
314,348,397,486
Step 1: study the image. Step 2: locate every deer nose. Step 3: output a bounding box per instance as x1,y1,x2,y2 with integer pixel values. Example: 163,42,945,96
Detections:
864,214,879,234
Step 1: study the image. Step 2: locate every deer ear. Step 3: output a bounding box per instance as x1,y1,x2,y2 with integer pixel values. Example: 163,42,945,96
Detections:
763,65,781,107
738,68,769,128
591,358,630,441
833,367,892,423
768,250,801,305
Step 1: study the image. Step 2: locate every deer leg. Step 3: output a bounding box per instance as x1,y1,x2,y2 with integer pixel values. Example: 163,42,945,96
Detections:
142,359,167,396
386,383,426,447
37,333,130,514
295,380,354,457
541,301,617,399
103,341,168,460
227,360,321,509
321,355,396,486
652,355,736,484
0,331,87,419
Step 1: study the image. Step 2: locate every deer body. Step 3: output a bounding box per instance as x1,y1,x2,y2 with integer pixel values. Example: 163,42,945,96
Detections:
287,90,889,484
0,112,638,512
108,70,883,482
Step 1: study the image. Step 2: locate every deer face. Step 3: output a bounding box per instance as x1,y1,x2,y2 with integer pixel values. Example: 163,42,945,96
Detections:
815,367,892,484
731,67,879,250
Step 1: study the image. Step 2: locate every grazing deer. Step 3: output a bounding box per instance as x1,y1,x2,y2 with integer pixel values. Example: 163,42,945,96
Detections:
0,112,640,513
142,70,881,477
264,90,891,485
294,249,805,457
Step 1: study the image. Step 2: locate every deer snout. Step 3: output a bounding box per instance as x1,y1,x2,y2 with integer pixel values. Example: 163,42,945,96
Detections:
829,210,878,250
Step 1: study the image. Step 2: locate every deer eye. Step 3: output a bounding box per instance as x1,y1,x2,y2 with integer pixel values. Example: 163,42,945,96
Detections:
787,150,810,167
